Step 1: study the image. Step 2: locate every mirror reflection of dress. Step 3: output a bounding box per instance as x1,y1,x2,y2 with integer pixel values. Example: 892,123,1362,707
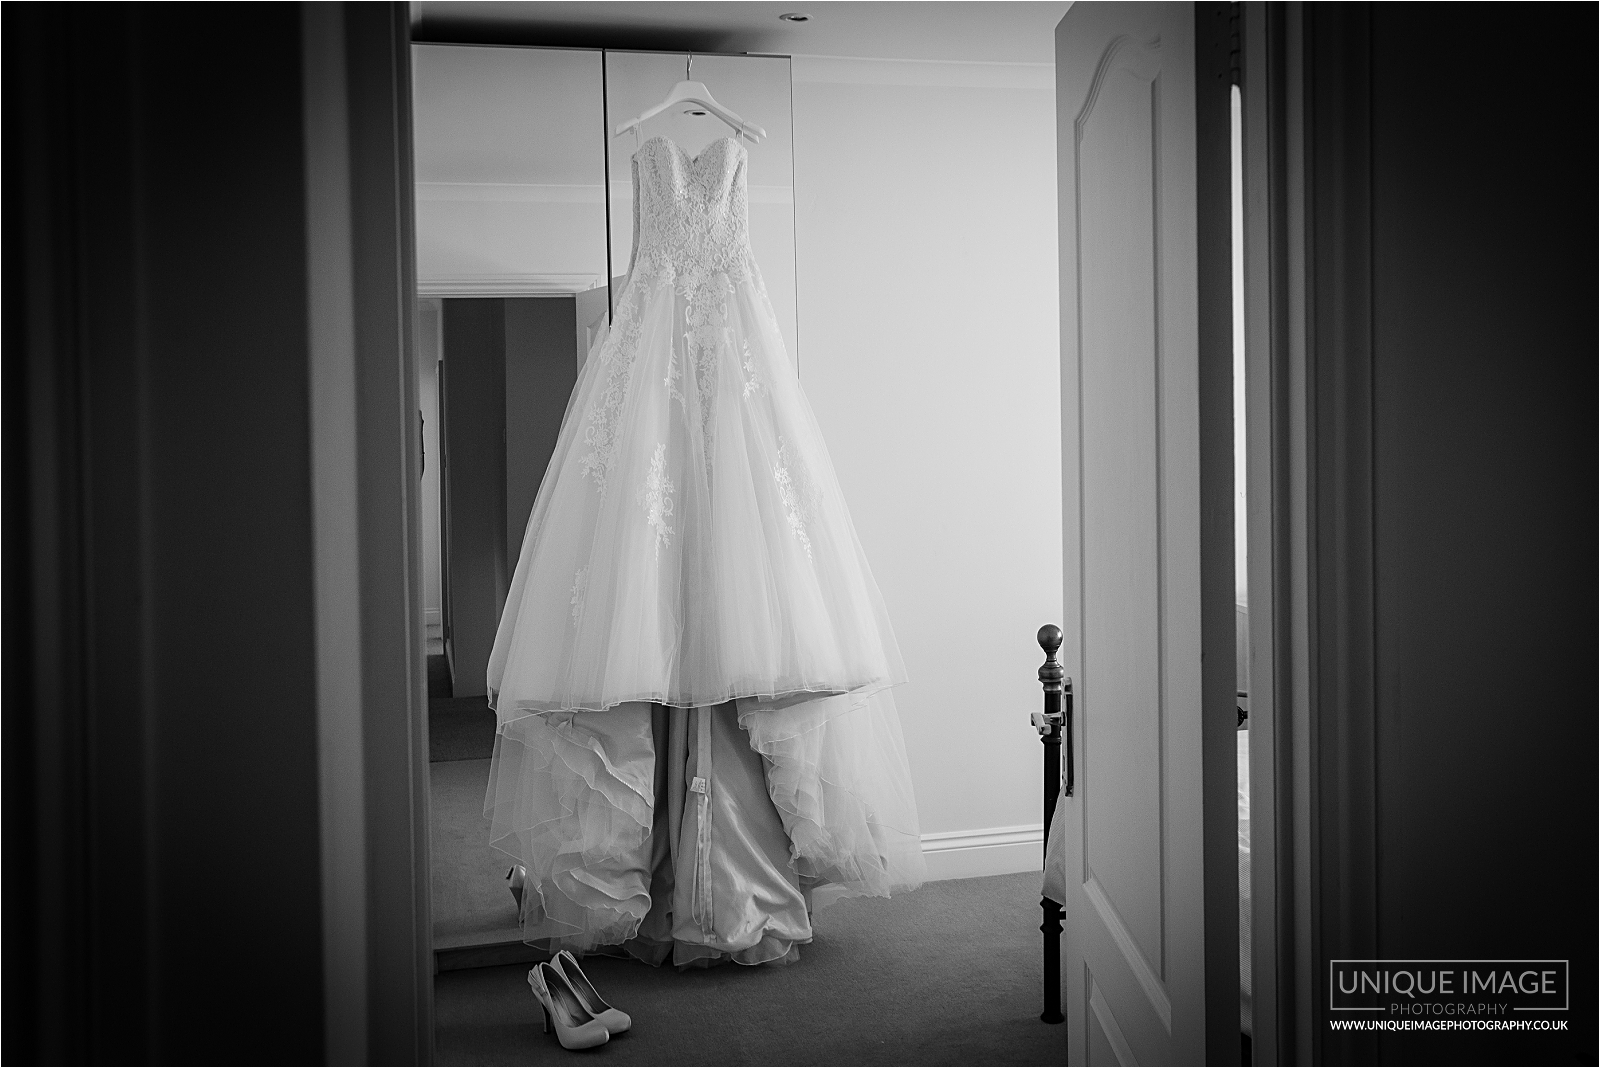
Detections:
486,134,924,968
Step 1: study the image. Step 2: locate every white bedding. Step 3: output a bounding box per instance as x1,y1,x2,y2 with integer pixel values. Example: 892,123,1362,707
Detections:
1042,781,1067,907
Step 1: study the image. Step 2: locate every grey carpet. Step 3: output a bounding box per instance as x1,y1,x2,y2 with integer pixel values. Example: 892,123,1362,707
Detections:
432,758,524,950
432,695,497,762
434,871,1069,1066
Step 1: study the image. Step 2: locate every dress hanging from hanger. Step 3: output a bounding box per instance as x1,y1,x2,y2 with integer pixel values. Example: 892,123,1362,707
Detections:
485,133,925,968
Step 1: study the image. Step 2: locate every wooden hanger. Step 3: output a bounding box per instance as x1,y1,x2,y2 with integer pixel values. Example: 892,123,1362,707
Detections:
613,55,767,144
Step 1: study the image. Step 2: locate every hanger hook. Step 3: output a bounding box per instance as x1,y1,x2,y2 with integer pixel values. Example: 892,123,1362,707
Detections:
687,53,693,80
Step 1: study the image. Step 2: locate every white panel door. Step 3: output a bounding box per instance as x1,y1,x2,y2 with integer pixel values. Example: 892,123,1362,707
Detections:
1056,4,1222,1063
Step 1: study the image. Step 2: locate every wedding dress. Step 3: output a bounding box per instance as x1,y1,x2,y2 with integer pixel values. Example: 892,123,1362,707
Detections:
485,134,925,967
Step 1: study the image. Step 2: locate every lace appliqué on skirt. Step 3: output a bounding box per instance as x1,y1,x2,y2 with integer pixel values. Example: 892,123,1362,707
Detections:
569,567,588,628
681,273,733,482
641,443,676,558
774,436,820,560
740,340,765,400
580,280,649,495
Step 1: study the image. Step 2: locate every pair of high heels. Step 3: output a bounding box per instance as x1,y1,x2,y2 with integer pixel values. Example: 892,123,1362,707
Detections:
527,950,632,1051
508,867,631,1050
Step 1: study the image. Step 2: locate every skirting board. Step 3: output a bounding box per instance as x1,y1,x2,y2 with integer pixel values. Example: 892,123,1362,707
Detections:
920,823,1045,883
435,938,544,974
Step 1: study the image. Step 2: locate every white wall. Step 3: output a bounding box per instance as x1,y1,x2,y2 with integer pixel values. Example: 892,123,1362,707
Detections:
791,56,1062,873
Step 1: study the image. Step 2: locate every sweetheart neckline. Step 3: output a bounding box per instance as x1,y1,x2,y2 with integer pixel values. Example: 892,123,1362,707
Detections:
631,134,746,165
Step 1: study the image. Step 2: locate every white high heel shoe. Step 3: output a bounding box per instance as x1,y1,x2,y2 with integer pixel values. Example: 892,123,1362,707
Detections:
528,962,610,1051
506,865,528,916
553,949,632,1035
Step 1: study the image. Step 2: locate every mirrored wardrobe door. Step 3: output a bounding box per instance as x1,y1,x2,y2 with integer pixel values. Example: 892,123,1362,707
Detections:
414,44,609,296
603,50,800,370
411,42,611,970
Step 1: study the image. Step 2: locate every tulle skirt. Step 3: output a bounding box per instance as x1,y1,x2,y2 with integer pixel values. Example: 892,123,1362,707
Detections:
485,259,925,965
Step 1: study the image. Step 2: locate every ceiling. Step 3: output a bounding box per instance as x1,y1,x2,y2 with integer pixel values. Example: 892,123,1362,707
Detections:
414,1,1073,65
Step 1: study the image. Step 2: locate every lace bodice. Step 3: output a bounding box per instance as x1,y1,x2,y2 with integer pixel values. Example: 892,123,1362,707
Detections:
582,135,768,496
626,136,751,283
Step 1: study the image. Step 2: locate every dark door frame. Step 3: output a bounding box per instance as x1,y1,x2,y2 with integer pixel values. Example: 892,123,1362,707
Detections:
303,4,435,1061
4,4,434,1062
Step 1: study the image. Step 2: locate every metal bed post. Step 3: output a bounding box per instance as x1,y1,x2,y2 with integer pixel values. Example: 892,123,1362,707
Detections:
1033,624,1069,1025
